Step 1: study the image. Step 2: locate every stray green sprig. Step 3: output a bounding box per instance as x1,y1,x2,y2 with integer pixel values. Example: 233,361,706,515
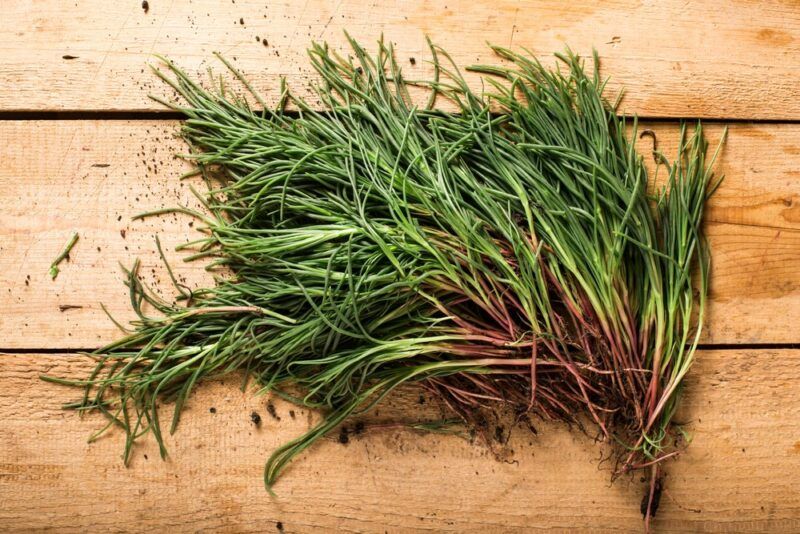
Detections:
49,231,79,280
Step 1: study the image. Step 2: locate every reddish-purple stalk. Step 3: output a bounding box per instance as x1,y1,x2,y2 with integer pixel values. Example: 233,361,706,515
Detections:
422,242,672,489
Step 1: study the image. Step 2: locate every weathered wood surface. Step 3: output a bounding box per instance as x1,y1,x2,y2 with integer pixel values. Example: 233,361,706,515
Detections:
2,0,800,118
1,349,798,532
1,121,798,348
3,1,800,530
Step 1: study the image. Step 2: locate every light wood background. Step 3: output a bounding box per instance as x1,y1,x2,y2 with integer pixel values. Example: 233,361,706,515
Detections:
1,1,799,532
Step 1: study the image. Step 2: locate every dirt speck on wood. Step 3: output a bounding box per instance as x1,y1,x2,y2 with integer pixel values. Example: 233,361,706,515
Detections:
250,411,261,426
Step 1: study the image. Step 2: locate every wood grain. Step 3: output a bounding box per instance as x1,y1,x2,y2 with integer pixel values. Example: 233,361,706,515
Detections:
1,349,799,532
3,2,799,532
1,120,798,348
1,1,800,118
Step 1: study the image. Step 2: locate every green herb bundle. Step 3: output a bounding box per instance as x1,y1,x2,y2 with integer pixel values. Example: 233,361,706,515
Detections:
44,35,724,523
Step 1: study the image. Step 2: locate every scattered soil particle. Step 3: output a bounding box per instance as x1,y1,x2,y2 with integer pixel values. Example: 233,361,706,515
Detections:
409,57,416,65
337,421,364,444
288,410,296,419
494,425,505,443
239,17,245,25
266,401,280,420
250,411,262,426
62,55,79,60
262,38,268,46
141,0,149,13
276,522,284,532
209,407,216,414
120,229,126,239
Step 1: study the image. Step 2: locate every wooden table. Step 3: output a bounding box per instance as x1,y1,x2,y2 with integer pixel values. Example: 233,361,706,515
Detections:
1,1,799,532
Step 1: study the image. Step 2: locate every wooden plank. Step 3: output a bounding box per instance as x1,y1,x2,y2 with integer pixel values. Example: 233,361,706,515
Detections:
1,120,799,348
1,349,799,532
2,1,800,118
